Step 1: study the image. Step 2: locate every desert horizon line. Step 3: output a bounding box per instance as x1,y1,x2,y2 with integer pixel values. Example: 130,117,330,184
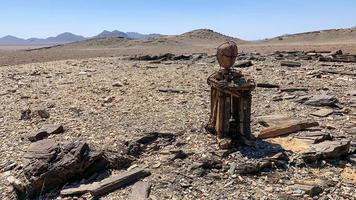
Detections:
1,25,355,42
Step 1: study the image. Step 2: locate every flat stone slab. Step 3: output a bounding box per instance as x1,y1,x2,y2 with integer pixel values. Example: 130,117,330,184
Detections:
310,108,334,117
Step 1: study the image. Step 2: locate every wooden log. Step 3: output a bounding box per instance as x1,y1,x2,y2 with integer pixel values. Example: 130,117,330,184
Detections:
256,83,280,88
280,60,301,67
321,69,356,76
60,168,151,197
256,121,319,139
129,181,151,200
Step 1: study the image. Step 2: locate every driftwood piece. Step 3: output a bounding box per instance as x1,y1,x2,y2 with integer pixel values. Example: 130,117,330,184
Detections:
280,60,301,67
129,181,151,200
256,83,280,88
158,88,189,94
321,69,356,76
257,121,319,139
60,168,151,197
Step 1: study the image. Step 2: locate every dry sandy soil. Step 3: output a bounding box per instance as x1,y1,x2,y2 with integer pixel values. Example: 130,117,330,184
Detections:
0,29,355,199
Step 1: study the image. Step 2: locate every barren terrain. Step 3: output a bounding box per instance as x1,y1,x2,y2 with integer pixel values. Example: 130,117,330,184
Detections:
0,29,355,199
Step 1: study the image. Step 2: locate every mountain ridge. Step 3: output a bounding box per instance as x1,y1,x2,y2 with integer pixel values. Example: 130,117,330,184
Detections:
0,30,164,45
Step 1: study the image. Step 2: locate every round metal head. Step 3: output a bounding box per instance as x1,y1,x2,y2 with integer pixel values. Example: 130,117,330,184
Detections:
216,41,238,69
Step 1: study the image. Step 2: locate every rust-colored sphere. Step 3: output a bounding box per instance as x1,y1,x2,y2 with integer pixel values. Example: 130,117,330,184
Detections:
216,41,238,69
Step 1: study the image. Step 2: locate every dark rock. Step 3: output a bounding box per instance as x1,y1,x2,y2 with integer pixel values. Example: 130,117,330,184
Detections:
37,110,50,119
0,160,17,172
173,54,192,60
42,124,64,134
280,60,301,67
295,132,332,144
103,145,135,169
302,140,351,162
288,184,323,197
228,162,237,175
28,130,48,142
20,109,32,120
348,154,356,163
234,61,253,68
129,181,151,200
303,94,338,107
28,124,64,142
14,139,107,198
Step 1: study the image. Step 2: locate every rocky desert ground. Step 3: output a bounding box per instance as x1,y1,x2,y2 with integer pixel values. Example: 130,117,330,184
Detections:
0,29,355,199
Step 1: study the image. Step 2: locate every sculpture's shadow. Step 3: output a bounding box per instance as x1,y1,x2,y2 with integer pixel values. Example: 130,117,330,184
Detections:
230,137,286,159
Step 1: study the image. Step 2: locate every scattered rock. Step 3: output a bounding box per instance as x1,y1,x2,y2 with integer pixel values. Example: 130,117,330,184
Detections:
28,124,64,142
20,109,32,120
129,181,151,200
303,95,338,107
310,108,334,117
347,90,356,96
288,184,323,197
280,60,301,67
158,88,189,94
13,139,107,198
112,82,123,87
234,61,253,68
295,132,332,144
37,109,50,119
303,140,351,162
256,83,279,88
103,96,115,103
0,160,17,172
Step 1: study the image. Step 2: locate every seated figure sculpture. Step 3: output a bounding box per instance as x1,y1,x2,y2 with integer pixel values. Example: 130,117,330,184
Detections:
206,41,255,149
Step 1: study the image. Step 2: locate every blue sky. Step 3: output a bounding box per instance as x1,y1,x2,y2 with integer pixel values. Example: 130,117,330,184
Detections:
1,0,355,40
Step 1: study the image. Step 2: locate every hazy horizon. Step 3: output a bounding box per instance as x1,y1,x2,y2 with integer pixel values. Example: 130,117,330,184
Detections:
1,0,356,40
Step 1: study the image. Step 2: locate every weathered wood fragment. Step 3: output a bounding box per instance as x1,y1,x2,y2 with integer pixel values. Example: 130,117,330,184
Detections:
129,181,151,200
60,168,151,197
257,121,319,139
280,60,301,67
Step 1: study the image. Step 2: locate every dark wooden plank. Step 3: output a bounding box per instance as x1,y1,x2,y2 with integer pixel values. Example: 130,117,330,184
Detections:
60,168,151,197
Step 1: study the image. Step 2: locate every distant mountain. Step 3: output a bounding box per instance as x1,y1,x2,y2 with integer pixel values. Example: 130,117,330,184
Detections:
126,32,163,39
95,30,128,38
0,30,162,45
46,32,86,43
180,29,241,42
0,35,26,44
